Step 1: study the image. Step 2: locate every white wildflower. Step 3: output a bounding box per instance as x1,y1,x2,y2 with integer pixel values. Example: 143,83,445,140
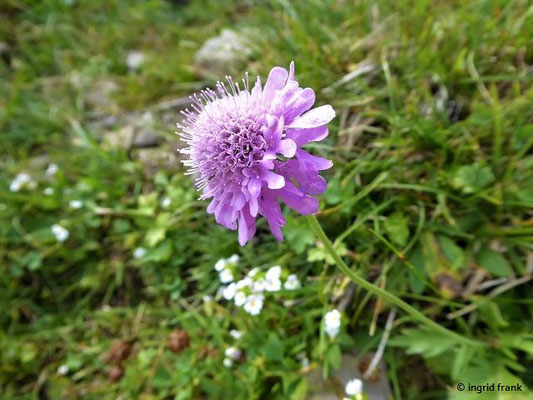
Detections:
69,200,83,209
45,163,58,176
345,378,363,396
161,197,171,208
324,309,341,339
126,51,144,70
284,274,300,290
9,173,31,192
57,365,69,375
203,295,213,303
133,247,146,259
44,187,54,196
247,267,260,278
223,283,237,300
228,254,239,264
214,258,227,271
236,277,252,289
224,347,242,360
229,329,242,340
264,276,281,292
234,291,247,307
51,224,69,242
243,294,264,316
219,268,234,284
253,277,266,292
223,358,233,368
266,265,282,280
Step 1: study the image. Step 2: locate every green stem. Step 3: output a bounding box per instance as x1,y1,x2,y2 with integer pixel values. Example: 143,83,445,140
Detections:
306,215,483,347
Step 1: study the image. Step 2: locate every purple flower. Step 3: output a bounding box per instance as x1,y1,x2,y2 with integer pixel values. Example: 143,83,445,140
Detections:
178,62,334,245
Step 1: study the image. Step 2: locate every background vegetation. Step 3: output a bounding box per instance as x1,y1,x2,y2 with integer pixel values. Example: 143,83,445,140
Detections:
1,0,532,399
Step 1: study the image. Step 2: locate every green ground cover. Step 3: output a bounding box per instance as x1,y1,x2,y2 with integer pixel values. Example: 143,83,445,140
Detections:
1,0,532,399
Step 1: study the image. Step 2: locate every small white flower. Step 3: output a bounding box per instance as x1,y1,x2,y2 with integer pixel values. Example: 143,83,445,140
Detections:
133,247,146,259
234,291,247,307
247,267,259,278
219,268,234,284
345,378,363,396
45,163,58,176
44,187,54,196
126,51,144,70
266,265,282,280
69,200,83,209
325,325,340,338
264,277,281,292
284,274,300,290
253,277,266,292
57,365,69,375
203,295,213,303
161,197,171,208
229,329,242,340
243,294,263,316
228,254,239,264
52,224,69,242
236,277,252,289
324,309,341,339
9,173,31,192
214,258,227,271
224,347,242,360
223,283,237,300
223,358,233,368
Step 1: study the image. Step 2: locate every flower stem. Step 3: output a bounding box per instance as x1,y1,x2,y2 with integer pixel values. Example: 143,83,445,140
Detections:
306,215,483,347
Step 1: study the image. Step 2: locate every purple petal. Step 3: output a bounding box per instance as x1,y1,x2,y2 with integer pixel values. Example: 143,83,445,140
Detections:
286,105,335,129
263,67,288,104
238,205,257,246
259,170,285,189
288,61,295,81
276,182,319,215
259,194,285,241
296,149,333,171
287,125,329,146
284,88,315,124
279,139,297,158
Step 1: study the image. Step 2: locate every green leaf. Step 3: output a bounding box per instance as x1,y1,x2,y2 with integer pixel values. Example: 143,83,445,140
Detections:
476,248,513,278
438,235,465,270
390,328,459,357
261,333,284,362
452,163,494,193
384,212,410,247
324,344,342,370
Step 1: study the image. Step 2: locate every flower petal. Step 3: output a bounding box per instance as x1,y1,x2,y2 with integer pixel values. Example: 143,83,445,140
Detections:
287,125,329,146
259,170,285,189
286,105,335,129
279,139,297,158
296,149,333,171
276,182,319,215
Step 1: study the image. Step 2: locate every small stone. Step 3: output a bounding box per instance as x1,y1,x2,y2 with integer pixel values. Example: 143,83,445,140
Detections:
168,329,190,354
194,29,254,78
108,365,124,382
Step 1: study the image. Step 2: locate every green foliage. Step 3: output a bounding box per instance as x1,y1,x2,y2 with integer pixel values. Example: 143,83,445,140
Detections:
1,0,532,399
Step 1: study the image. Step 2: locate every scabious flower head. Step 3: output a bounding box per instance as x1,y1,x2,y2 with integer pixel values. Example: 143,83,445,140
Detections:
178,62,335,245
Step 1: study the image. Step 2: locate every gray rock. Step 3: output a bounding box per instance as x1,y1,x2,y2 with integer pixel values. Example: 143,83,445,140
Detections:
305,354,392,400
194,29,254,78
